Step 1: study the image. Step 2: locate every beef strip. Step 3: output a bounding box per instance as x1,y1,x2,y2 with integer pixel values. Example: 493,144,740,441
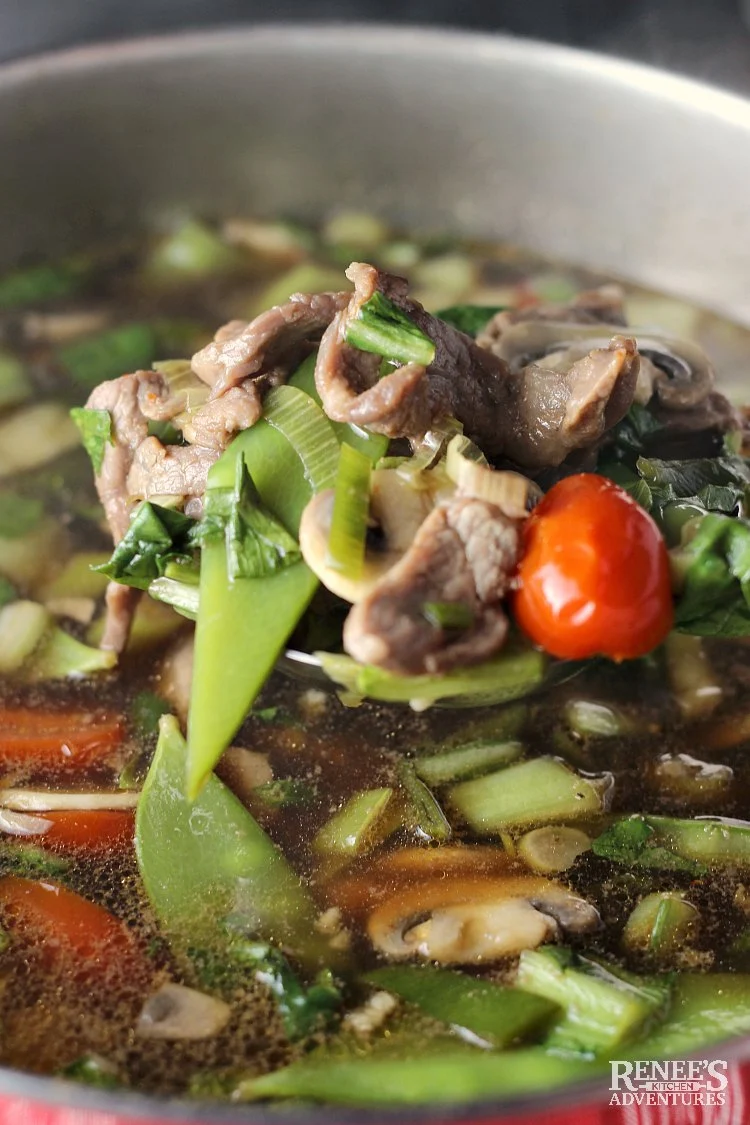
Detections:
502,335,641,469
343,497,520,675
86,374,151,542
126,438,218,502
191,292,351,396
315,264,640,468
476,284,627,352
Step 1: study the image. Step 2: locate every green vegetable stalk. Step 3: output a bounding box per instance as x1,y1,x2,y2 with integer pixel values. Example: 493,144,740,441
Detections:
344,291,436,367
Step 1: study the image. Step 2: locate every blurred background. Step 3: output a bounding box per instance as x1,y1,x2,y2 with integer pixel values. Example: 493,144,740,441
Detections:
2,0,750,92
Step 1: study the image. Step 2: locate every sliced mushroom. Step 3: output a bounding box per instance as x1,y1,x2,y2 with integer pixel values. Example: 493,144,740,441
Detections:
298,467,451,603
366,873,600,964
491,319,716,412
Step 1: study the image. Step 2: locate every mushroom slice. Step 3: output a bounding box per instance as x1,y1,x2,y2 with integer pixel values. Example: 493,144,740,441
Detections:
299,468,449,604
367,874,600,965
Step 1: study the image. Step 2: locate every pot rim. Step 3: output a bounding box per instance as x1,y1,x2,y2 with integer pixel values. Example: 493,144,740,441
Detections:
1,20,750,1122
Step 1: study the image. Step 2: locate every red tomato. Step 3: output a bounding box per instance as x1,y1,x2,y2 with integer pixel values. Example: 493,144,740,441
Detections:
512,473,673,661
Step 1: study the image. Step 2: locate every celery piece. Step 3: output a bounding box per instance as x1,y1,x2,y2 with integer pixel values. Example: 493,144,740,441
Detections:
415,739,524,787
563,699,633,738
364,965,559,1048
0,600,50,673
518,947,669,1054
58,323,156,390
0,350,31,411
345,291,436,367
448,757,604,834
326,444,371,579
313,788,394,857
648,814,750,868
186,387,339,797
26,625,117,680
0,260,86,308
622,892,699,956
146,220,243,282
289,354,389,464
237,1043,598,1105
317,645,546,709
136,715,333,969
396,762,451,844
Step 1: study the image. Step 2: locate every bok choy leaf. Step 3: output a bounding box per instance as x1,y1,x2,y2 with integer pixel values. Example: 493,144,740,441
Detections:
94,502,197,590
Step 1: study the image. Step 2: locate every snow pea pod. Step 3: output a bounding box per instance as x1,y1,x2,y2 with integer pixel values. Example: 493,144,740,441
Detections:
186,386,339,797
137,715,333,969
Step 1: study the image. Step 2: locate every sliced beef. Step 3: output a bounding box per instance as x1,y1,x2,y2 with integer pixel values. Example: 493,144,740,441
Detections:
101,582,142,654
180,383,266,448
86,374,151,542
191,292,351,397
315,264,639,468
343,497,520,675
126,438,218,502
476,284,627,352
315,263,512,454
502,335,641,469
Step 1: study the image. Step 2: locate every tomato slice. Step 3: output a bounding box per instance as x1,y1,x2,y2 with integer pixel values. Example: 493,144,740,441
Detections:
513,474,673,661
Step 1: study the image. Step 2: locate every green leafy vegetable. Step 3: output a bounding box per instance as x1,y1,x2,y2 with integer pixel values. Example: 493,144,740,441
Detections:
58,1054,119,1089
196,456,301,581
591,815,705,874
130,690,171,737
672,512,750,635
69,407,113,474
95,502,196,590
228,939,341,1039
345,290,436,366
0,842,70,879
435,305,503,337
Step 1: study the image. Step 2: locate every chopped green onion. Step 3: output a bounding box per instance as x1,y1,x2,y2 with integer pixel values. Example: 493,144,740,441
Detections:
363,965,559,1049
58,323,156,390
422,601,474,631
415,739,524,787
326,444,371,579
622,892,699,957
396,762,451,844
345,291,436,367
226,939,341,1039
563,699,634,738
313,788,394,858
447,757,605,833
289,354,389,464
517,826,591,875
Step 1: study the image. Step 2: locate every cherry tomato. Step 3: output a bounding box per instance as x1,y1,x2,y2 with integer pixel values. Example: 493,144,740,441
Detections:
512,473,673,661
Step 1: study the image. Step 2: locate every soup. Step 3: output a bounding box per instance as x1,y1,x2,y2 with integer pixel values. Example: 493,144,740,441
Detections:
0,213,749,1106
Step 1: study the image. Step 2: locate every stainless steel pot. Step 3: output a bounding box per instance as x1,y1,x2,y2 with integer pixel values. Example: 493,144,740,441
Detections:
1,25,750,1125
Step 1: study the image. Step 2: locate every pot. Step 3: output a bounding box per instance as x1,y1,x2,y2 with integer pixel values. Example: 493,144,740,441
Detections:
0,24,749,1125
